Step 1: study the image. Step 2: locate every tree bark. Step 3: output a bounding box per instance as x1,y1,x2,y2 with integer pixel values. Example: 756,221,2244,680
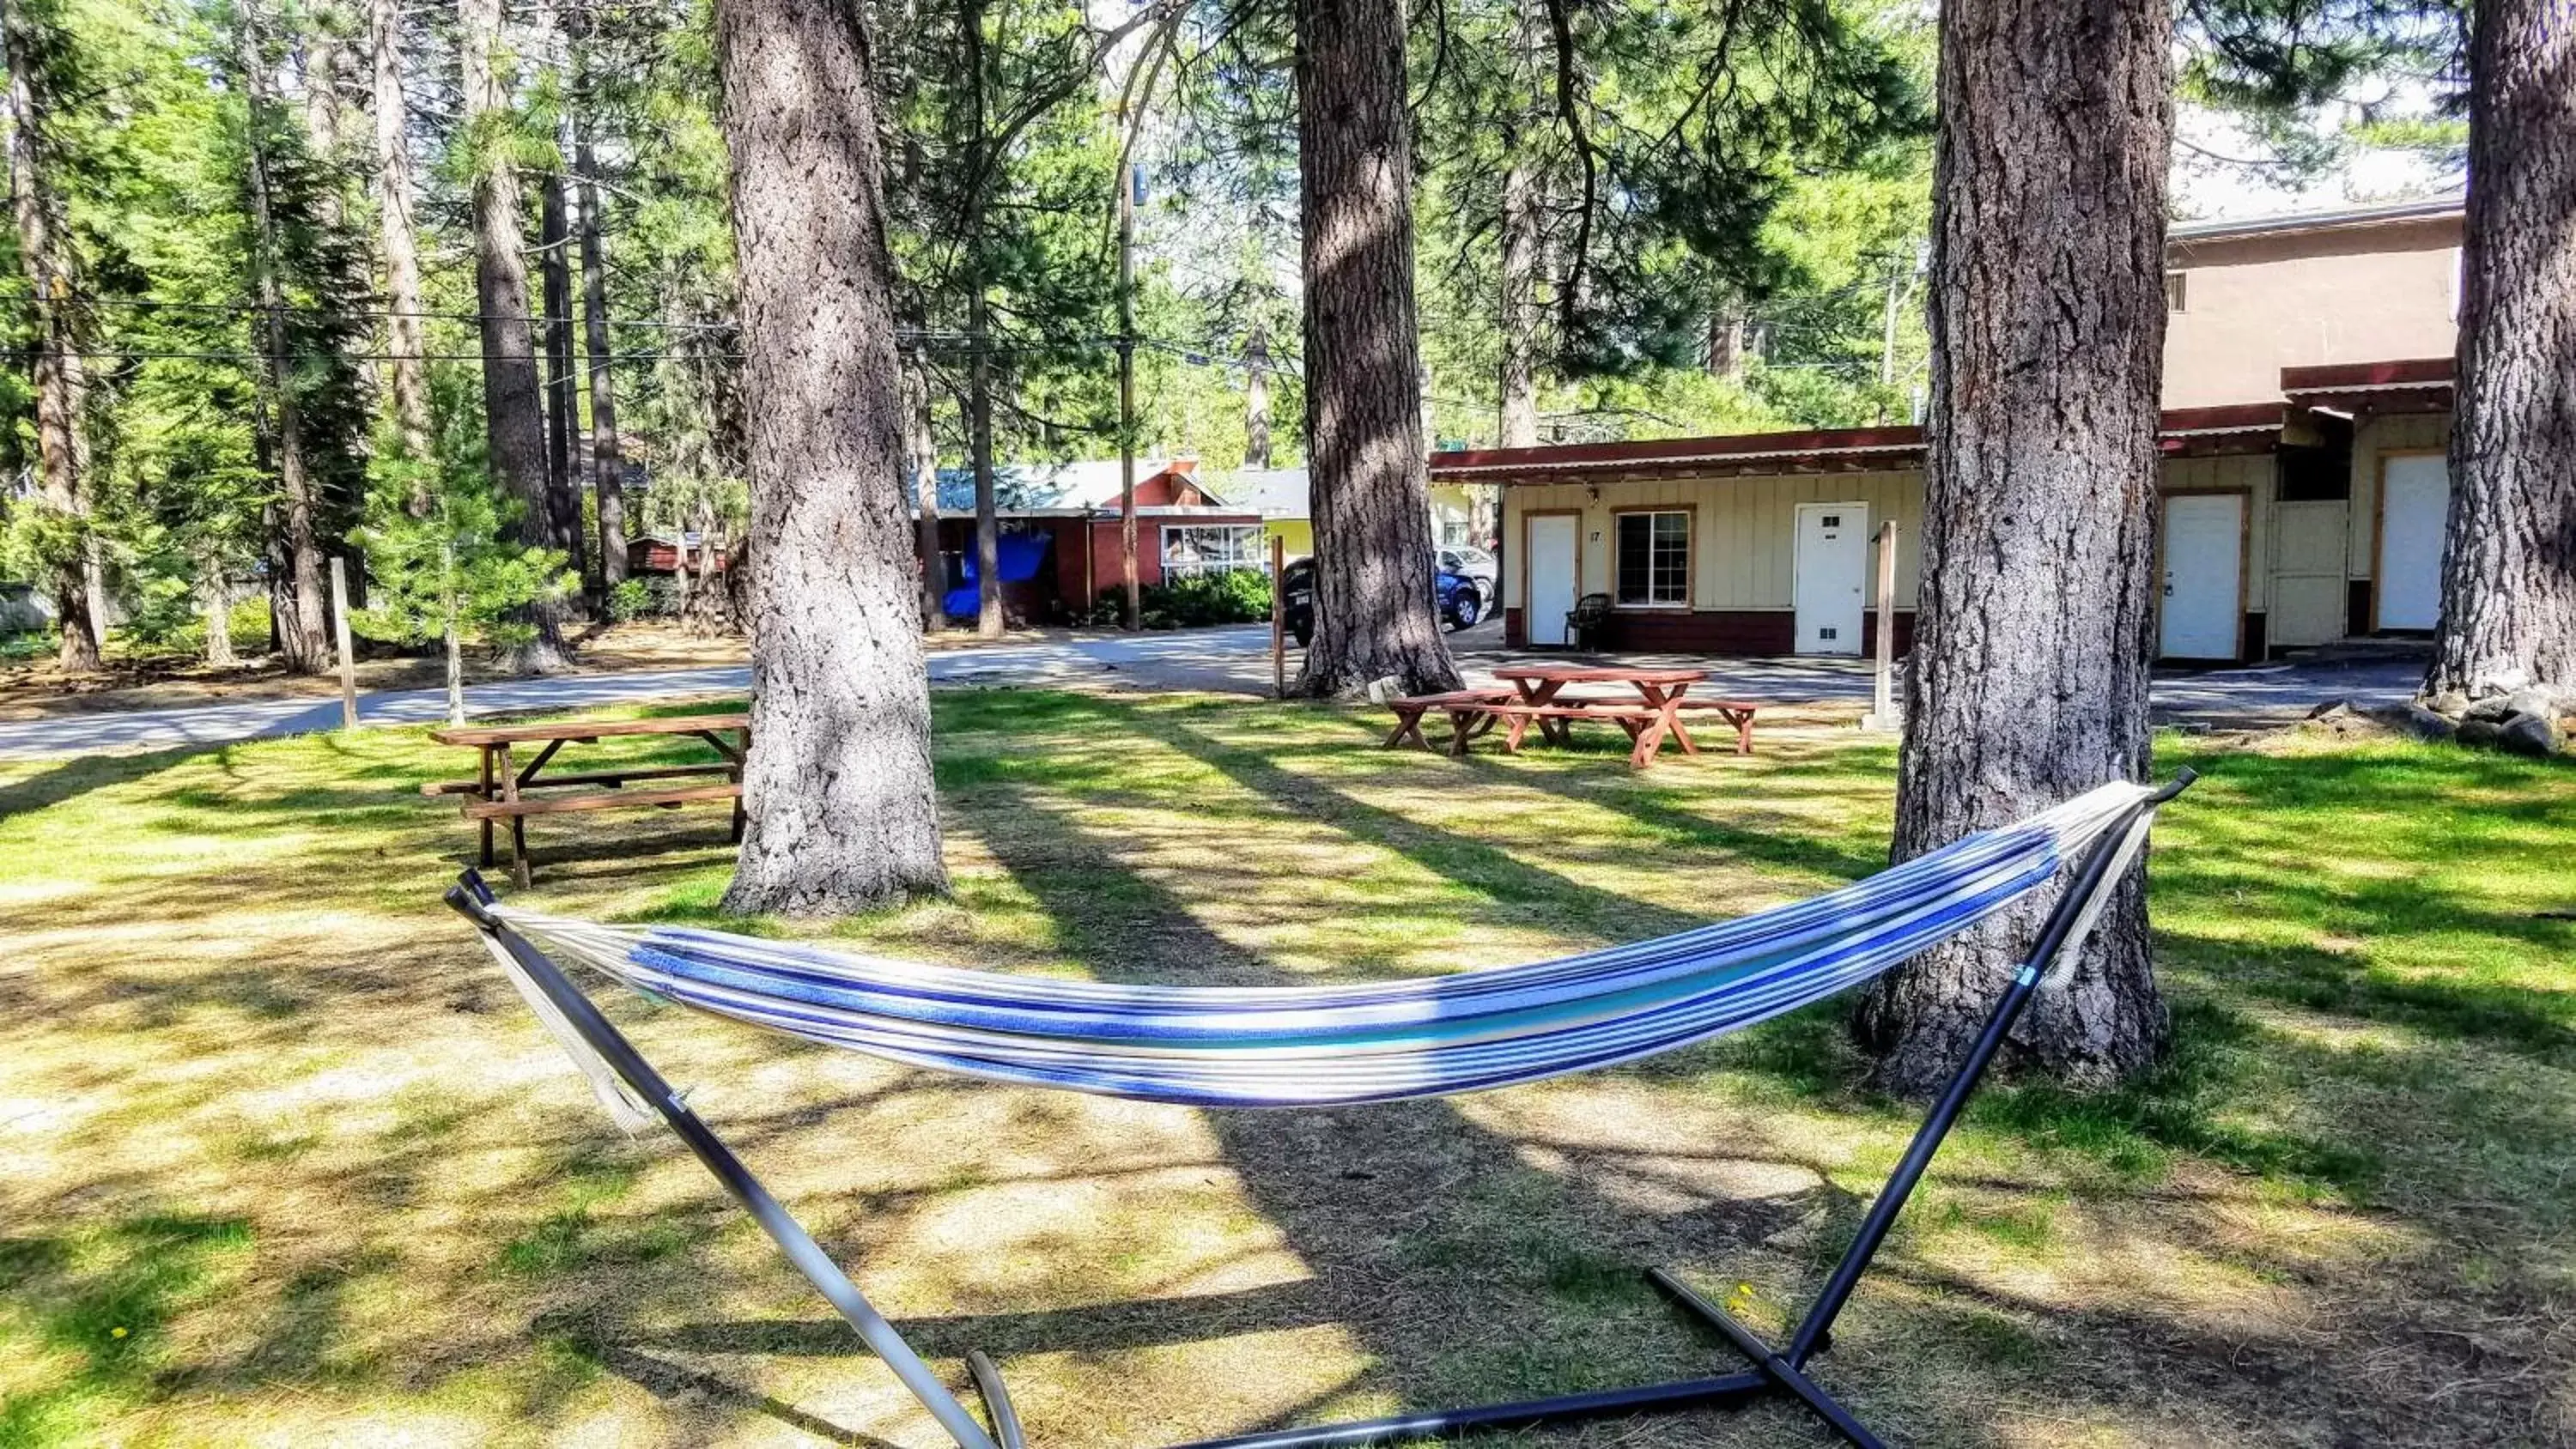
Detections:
710,0,949,914
1292,0,1459,697
961,0,1003,640
3,0,100,672
534,0,586,600
199,550,236,667
367,0,429,460
1856,0,2173,1097
1496,0,1545,450
903,349,945,628
573,102,626,591
539,161,589,594
460,0,569,670
969,281,1003,638
2423,0,2576,705
236,0,334,676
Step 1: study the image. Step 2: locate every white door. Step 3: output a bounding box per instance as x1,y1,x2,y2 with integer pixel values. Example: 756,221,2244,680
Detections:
1526,514,1579,646
2378,455,2449,630
2160,494,2244,659
1793,503,1867,655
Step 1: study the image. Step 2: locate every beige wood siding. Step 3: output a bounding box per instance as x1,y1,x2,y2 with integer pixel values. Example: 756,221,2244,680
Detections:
1500,471,1924,612
2160,452,2272,610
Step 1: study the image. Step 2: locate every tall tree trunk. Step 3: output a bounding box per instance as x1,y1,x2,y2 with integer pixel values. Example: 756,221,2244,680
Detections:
367,0,429,459
3,0,100,672
539,162,588,596
1242,321,1272,469
1705,295,1745,379
460,0,568,670
1292,0,1459,697
710,0,950,914
534,0,586,602
962,0,1002,640
904,349,945,628
237,0,333,676
573,101,625,591
1857,0,2173,1096
199,549,236,667
2423,0,2576,706
1496,0,1545,450
969,282,1003,638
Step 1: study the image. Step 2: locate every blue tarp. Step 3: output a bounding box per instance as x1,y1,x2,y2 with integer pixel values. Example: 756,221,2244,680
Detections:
943,532,1053,620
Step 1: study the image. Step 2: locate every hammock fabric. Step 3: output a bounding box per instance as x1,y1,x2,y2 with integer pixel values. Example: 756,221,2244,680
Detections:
487,781,2155,1111
447,774,2188,1449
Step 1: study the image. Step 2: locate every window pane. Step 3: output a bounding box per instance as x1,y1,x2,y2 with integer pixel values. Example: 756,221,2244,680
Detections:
1615,515,1651,603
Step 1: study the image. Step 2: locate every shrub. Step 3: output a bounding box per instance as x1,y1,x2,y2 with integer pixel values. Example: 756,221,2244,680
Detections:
608,578,655,622
1138,570,1271,627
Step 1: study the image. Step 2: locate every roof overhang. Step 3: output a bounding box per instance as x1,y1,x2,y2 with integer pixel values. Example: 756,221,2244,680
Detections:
2281,357,2456,415
1433,405,2311,486
2158,403,2287,458
1429,426,1928,486
2167,195,2464,246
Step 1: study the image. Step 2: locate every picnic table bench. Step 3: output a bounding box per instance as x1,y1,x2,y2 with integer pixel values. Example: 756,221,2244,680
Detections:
1382,666,1760,770
425,712,750,886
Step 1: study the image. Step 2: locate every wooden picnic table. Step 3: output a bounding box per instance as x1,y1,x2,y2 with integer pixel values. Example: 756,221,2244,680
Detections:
425,712,750,886
1484,664,1759,767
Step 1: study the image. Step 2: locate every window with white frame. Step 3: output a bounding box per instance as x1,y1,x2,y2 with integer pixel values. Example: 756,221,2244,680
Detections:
1613,511,1690,606
1161,524,1267,578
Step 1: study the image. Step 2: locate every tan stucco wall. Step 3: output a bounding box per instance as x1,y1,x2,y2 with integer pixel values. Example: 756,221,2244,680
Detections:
1499,470,1926,614
2164,217,2461,409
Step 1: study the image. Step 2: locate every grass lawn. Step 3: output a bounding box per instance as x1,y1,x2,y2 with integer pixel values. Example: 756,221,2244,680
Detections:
2,693,2569,1447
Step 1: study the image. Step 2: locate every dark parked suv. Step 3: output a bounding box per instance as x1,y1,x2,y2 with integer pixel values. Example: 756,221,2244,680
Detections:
1280,555,1484,647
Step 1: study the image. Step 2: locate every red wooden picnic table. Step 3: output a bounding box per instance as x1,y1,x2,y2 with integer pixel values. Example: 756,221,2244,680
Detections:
1485,664,1759,767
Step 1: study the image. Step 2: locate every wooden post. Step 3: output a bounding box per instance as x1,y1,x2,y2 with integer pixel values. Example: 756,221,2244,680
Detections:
330,555,360,732
1862,522,1900,733
1270,531,1287,698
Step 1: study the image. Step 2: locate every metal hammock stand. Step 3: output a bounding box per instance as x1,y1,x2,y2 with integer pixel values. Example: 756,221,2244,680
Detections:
444,771,2192,1449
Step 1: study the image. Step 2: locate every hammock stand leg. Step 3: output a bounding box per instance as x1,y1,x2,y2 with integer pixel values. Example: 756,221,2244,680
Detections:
1164,785,2179,1449
445,876,1011,1449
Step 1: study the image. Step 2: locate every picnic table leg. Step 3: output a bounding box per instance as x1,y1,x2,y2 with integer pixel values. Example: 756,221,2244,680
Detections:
477,746,495,868
1382,706,1430,750
1517,680,1571,745
1730,708,1755,755
1446,708,1478,756
498,740,531,888
1646,684,1703,760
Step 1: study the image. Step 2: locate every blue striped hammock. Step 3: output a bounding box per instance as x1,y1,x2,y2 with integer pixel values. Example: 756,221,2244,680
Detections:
478,781,2156,1117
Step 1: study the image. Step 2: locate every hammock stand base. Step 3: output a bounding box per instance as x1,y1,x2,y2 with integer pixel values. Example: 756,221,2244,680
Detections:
446,774,2182,1449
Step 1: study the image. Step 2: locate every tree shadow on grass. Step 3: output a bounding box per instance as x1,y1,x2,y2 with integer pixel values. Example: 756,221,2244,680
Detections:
0,742,210,822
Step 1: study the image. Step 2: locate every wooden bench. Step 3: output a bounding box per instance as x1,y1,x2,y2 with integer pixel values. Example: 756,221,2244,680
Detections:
1382,688,1518,751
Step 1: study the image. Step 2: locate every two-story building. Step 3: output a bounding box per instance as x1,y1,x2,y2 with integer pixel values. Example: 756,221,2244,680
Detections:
1445,195,2465,664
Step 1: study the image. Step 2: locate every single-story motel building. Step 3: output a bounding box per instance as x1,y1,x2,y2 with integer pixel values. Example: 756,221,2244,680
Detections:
1434,358,2457,666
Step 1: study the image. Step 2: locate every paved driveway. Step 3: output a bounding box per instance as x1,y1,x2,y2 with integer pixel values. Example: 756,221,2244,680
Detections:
0,621,2422,760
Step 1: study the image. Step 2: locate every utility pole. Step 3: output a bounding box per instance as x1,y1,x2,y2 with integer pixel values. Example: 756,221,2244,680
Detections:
1117,158,1140,631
